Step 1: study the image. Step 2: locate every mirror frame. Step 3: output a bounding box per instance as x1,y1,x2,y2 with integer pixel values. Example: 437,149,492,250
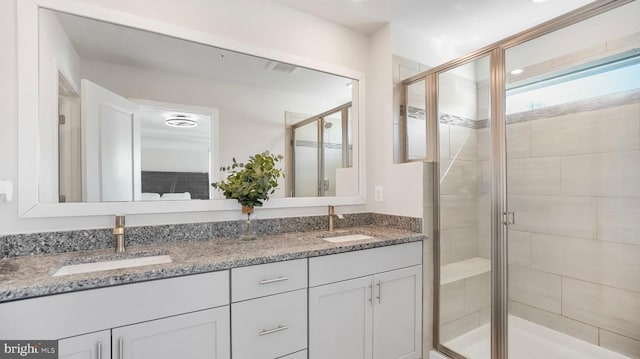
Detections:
17,0,366,217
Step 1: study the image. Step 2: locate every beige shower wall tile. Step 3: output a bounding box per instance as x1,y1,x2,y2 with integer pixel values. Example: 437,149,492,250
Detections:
606,31,640,53
441,194,478,230
508,157,561,195
439,123,450,160
508,195,597,239
398,63,421,82
506,121,531,159
599,329,640,359
465,272,490,315
530,104,640,157
440,281,466,324
508,230,531,267
509,301,599,344
477,127,491,161
562,151,640,197
479,307,491,326
449,125,478,161
440,159,480,195
563,278,640,340
441,312,480,344
551,43,606,68
441,226,478,265
598,197,640,245
480,160,491,195
509,266,562,314
532,233,640,292
477,194,491,259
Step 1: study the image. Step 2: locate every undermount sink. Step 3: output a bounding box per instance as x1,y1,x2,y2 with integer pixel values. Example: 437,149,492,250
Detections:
52,254,172,277
320,231,374,243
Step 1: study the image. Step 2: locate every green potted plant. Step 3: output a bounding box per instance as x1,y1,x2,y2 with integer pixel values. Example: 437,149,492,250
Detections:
212,151,284,239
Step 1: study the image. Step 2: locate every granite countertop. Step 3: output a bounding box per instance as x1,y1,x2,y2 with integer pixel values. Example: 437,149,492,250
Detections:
0,226,423,303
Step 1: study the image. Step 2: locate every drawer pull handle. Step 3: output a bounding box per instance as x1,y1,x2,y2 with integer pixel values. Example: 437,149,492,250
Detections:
97,342,102,359
259,276,289,285
119,337,124,359
259,324,289,336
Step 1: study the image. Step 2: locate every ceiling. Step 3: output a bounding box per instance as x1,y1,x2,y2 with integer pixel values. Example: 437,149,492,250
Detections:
273,0,597,53
53,10,353,103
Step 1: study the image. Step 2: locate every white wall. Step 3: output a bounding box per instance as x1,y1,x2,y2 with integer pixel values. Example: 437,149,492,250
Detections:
38,9,82,203
391,24,468,70
0,0,370,234
366,25,425,218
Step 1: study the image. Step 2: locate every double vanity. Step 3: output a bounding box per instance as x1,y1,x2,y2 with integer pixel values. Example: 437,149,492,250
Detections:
0,226,423,359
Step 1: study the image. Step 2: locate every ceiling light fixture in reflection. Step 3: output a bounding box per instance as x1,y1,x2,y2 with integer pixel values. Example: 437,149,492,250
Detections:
165,115,198,128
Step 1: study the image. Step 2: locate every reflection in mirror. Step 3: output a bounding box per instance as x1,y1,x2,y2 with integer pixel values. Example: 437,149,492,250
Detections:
288,103,353,197
41,8,358,203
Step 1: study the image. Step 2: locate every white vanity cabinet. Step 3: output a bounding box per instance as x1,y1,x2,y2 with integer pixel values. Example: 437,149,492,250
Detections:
59,330,111,359
231,259,308,359
0,271,231,359
112,307,229,359
308,242,423,359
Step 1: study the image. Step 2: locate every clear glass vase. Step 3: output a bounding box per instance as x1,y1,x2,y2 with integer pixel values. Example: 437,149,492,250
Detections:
241,207,257,240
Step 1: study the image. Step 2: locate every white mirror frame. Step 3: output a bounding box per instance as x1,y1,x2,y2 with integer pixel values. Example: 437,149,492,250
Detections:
17,0,366,218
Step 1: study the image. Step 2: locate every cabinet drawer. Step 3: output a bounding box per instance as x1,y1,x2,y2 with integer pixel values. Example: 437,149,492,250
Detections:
279,350,307,359
309,242,422,287
232,289,307,359
232,259,307,302
0,270,229,339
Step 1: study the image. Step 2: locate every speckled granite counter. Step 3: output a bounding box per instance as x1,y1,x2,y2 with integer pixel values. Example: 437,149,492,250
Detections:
0,226,423,303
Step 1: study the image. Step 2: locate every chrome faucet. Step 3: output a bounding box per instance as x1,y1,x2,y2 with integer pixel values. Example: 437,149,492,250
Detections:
328,206,344,232
114,215,126,253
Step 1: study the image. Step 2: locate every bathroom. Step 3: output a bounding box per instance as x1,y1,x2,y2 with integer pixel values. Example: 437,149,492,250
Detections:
0,0,639,359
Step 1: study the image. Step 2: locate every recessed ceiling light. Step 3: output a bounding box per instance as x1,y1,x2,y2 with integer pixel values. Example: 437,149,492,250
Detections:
510,68,524,75
532,0,548,3
165,115,197,128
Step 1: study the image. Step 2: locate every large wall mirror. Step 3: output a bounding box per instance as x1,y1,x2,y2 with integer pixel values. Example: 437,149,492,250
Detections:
18,0,364,217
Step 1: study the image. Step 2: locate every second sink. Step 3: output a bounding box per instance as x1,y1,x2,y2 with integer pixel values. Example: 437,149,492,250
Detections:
320,231,374,243
52,254,172,277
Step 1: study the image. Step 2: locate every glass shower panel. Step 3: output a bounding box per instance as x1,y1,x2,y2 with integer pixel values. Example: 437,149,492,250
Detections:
406,79,427,160
321,112,343,197
438,55,492,359
293,120,318,197
505,2,640,358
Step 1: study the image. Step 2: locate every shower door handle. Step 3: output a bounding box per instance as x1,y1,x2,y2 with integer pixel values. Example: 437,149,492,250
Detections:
503,211,515,225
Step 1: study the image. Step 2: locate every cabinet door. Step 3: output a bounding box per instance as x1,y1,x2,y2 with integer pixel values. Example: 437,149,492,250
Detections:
373,265,422,359
112,307,230,359
309,276,373,359
59,330,111,359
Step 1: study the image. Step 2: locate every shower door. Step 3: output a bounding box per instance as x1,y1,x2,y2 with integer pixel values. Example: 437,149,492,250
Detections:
504,2,640,358
436,54,493,359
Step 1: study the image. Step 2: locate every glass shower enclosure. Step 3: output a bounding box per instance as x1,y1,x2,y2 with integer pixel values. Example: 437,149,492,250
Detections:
291,103,352,197
403,1,640,358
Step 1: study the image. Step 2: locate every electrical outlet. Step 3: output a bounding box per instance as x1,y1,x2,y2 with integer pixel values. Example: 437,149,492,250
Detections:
374,186,383,202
